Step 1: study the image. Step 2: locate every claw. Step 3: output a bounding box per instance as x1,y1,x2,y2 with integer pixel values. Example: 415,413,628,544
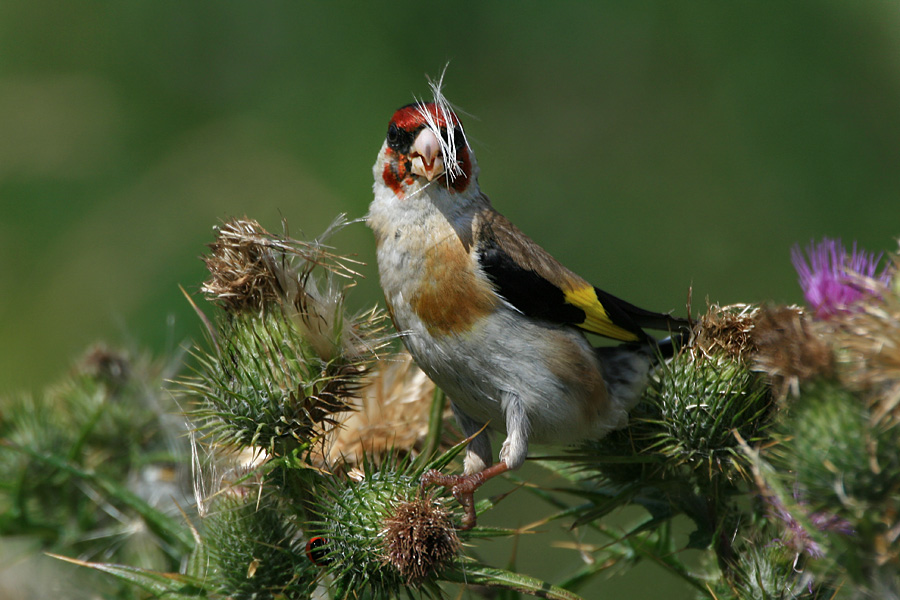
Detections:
420,462,510,530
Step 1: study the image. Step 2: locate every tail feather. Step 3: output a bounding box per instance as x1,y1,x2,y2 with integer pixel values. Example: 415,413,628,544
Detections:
593,286,690,340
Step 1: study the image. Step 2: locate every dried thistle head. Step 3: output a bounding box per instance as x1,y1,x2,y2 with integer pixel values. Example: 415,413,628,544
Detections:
751,305,834,400
691,303,760,362
202,219,283,313
381,492,460,585
324,352,446,468
825,255,900,426
201,216,362,314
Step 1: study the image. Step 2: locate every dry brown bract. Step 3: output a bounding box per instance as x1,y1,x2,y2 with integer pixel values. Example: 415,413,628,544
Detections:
691,303,760,362
381,493,460,585
827,271,900,426
202,217,361,315
751,305,834,400
324,353,446,467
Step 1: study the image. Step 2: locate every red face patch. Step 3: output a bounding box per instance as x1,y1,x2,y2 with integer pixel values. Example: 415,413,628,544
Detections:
390,102,459,132
382,147,408,196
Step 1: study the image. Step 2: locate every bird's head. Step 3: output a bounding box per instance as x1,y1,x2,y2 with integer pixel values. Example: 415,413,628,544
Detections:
376,93,477,199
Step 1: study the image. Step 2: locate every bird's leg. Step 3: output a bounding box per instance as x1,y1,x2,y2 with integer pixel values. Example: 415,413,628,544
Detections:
421,461,509,530
423,394,527,529
423,404,496,529
449,402,493,474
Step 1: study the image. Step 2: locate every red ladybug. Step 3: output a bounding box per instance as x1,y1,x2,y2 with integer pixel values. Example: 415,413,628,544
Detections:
305,536,331,567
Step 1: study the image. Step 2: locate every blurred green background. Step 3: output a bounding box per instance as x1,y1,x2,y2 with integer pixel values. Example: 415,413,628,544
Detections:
1,2,898,596
3,1,900,394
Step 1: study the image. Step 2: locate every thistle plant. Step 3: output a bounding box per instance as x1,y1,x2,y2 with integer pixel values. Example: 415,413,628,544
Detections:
184,216,389,458
4,222,898,600
752,240,900,596
30,216,568,599
203,492,313,598
533,239,899,598
792,238,893,319
0,346,192,597
306,457,460,597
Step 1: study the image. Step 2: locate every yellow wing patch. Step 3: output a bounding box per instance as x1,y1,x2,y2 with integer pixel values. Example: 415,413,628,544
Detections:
563,285,640,342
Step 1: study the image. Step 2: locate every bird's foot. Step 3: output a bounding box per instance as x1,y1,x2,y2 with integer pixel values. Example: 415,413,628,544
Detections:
421,462,509,530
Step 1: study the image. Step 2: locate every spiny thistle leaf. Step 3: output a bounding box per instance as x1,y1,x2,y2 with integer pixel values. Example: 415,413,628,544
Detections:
3,441,194,554
0,345,190,575
441,561,585,600
49,554,208,598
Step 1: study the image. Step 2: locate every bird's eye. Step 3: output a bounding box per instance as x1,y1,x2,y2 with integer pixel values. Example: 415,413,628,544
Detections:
453,126,465,148
386,122,416,151
387,123,401,148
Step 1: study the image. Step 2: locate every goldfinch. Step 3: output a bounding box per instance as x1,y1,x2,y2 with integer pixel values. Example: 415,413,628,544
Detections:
367,82,686,528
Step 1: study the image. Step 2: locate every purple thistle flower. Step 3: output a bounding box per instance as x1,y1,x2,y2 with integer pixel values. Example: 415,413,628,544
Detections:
791,238,893,319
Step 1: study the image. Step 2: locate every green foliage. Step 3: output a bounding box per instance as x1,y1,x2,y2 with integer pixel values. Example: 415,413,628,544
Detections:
3,221,898,599
204,494,313,599
756,379,900,594
0,347,191,596
775,380,900,510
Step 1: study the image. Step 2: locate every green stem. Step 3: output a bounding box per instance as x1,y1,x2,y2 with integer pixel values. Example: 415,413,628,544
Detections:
442,560,585,600
420,386,446,464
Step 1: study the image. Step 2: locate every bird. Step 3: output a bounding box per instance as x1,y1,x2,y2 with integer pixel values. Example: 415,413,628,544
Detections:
367,80,687,529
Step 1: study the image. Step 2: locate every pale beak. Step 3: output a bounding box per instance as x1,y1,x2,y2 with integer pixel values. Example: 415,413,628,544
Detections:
410,128,445,181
